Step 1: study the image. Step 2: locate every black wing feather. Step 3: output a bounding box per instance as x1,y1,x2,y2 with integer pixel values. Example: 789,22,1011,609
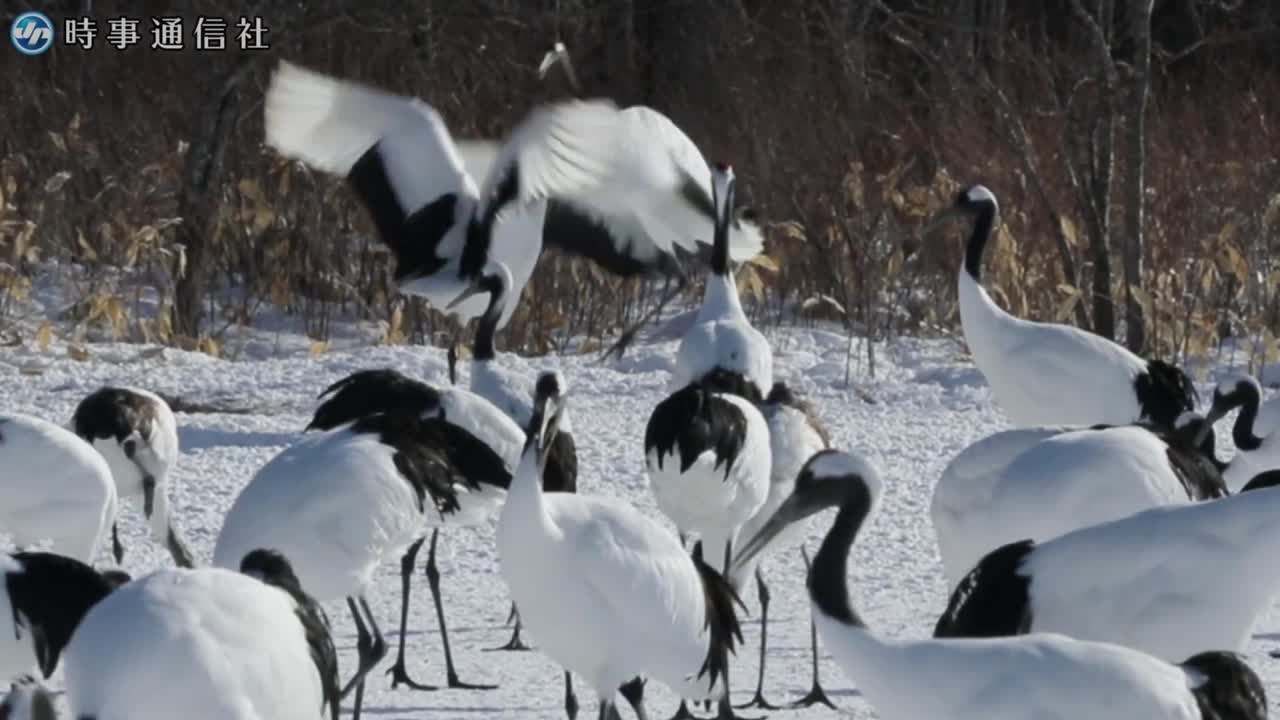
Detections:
1134,359,1198,429
347,145,454,283
1181,650,1268,720
307,369,441,432
645,378,748,479
933,539,1035,639
239,549,342,720
347,412,501,516
542,199,685,278
5,552,128,678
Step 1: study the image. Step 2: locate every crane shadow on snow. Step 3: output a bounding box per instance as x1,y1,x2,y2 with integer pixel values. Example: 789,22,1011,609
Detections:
353,706,543,717
331,626,495,653
177,426,300,451
910,365,988,391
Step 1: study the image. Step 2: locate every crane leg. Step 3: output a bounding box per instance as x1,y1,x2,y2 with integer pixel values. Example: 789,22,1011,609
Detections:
386,536,437,690
790,547,836,710
735,568,779,709
340,595,387,720
426,529,497,689
485,601,534,651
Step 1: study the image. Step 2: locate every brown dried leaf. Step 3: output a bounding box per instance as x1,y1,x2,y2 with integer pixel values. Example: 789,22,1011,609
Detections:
238,178,260,201
1216,241,1247,285
196,336,221,357
773,221,807,243
34,322,53,352
1129,286,1154,323
252,206,274,235
67,344,91,362
1264,193,1280,232
1054,291,1081,323
77,230,98,262
735,264,765,301
1058,216,1080,247
745,254,779,272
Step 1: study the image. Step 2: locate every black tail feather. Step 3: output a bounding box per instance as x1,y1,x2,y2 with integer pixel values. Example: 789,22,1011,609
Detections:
1181,651,1268,720
241,549,343,720
690,541,745,695
1136,359,1198,429
933,539,1035,639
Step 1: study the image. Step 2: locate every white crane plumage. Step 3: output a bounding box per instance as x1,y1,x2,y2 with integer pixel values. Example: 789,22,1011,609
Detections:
64,549,341,720
644,368,771,575
732,382,834,711
643,368,769,720
214,409,492,717
264,59,761,333
300,366,571,670
934,384,1280,663
0,414,118,564
734,449,1268,720
670,164,773,401
71,386,195,568
927,185,1197,429
459,44,765,313
0,552,129,685
499,372,746,720
263,60,619,324
450,275,585,655
930,409,1226,590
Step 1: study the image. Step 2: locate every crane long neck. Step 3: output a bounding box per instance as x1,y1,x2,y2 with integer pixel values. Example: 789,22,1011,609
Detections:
711,194,732,277
807,493,872,629
506,408,566,543
1232,393,1263,452
702,188,743,320
473,303,499,362
963,202,996,283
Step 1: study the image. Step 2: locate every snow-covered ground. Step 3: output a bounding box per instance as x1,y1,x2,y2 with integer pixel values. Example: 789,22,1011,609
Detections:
1,325,1276,718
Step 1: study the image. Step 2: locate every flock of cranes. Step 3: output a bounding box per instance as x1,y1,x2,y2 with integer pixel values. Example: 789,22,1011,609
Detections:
0,42,1278,720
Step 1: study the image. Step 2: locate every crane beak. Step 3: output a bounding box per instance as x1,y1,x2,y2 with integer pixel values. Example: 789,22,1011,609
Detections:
537,42,580,94
447,280,484,310
537,47,562,78
538,397,562,455
733,490,822,576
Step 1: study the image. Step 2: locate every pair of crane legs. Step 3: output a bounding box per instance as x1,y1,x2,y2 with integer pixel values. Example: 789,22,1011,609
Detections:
334,534,835,720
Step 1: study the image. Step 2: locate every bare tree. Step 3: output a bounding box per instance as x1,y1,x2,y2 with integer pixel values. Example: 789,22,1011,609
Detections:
1119,0,1155,352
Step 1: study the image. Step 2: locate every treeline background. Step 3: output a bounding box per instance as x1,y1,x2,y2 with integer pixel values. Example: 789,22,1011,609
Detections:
1,0,1278,372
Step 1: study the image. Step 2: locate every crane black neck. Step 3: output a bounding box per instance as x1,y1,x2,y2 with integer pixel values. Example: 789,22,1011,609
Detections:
472,278,506,363
806,487,873,630
711,188,735,277
963,201,997,283
1231,389,1263,452
461,169,521,279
